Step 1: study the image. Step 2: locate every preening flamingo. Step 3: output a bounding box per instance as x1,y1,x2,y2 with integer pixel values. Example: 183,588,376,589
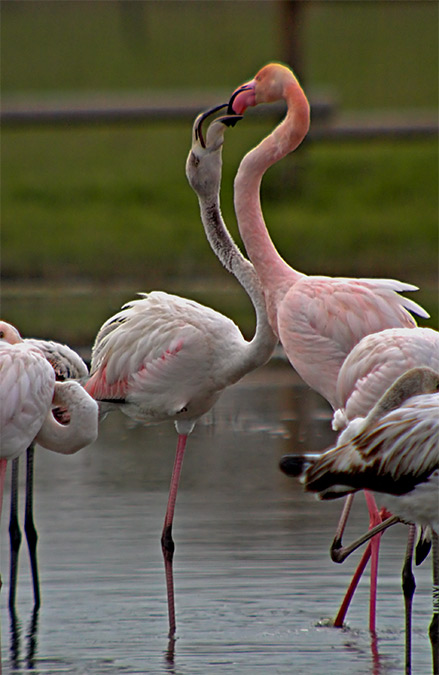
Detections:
7,334,90,610
227,62,429,630
326,326,439,627
85,108,277,637
333,326,439,431
0,320,99,604
280,366,439,674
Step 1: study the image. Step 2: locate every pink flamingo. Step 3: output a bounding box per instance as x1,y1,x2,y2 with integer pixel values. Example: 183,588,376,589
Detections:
84,108,277,637
227,62,429,630
0,321,98,601
280,366,439,674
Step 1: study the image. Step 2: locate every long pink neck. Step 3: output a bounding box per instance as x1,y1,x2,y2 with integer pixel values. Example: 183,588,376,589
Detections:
233,80,310,326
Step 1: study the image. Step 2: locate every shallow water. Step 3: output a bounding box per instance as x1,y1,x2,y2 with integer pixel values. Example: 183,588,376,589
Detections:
0,362,435,674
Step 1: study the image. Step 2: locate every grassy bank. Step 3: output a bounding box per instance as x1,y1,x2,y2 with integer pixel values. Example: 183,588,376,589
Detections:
2,1,437,343
2,127,437,343
3,126,437,282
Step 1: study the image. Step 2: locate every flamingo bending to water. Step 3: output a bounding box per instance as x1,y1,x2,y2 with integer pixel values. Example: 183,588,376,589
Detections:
326,326,439,626
280,366,439,674
227,62,429,630
85,109,277,636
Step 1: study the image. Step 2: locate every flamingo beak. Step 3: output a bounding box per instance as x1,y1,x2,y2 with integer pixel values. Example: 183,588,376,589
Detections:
227,82,256,115
194,104,242,148
279,454,306,477
216,114,243,128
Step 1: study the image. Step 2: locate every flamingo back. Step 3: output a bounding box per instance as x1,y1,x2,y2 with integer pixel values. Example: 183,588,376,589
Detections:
86,292,248,426
334,327,439,429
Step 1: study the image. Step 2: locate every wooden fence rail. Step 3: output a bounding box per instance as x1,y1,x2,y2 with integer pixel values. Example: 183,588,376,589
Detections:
1,93,437,140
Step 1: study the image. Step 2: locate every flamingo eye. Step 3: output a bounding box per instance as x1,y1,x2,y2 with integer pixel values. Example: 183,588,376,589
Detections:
189,152,200,168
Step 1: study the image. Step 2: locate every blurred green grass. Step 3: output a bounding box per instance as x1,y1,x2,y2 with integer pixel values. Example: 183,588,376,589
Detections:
2,125,437,339
2,1,437,108
2,126,437,282
1,1,438,341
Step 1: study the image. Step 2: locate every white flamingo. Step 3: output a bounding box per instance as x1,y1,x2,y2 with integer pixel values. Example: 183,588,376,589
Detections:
84,108,277,637
0,320,99,603
6,332,90,610
226,62,429,630
280,366,439,674
333,326,439,431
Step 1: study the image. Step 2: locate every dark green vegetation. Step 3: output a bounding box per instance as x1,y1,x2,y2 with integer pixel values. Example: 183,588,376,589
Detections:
2,1,437,342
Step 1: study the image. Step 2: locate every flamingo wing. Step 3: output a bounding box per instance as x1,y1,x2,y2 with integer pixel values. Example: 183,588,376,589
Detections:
277,276,428,408
86,292,244,422
0,342,55,460
25,338,89,381
305,394,439,497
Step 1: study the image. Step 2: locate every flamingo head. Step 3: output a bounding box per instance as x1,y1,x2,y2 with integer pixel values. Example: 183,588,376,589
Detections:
0,320,22,344
228,62,306,114
387,366,439,401
186,104,242,197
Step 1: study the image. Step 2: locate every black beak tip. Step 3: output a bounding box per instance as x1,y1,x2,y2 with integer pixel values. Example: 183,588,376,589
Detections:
279,455,305,477
221,114,243,128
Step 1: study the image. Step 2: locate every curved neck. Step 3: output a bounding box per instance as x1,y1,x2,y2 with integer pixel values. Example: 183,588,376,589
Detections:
35,382,98,454
234,80,310,298
196,190,277,374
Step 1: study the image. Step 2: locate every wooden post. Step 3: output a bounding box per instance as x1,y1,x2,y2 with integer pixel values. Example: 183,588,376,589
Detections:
279,0,306,83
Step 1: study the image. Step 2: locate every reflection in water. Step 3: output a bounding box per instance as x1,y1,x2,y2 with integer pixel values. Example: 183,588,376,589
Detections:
0,361,434,674
8,605,39,670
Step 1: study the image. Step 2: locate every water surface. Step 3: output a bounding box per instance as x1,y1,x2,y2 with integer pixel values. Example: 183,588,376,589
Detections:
1,362,434,674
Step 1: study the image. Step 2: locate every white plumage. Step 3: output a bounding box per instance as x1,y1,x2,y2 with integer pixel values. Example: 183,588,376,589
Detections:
333,326,439,430
85,109,276,636
0,340,55,461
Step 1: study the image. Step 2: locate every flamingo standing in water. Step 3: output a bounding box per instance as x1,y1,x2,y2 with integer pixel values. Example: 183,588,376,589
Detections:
226,62,429,630
84,108,277,637
0,321,99,602
326,326,439,629
280,366,439,674
7,334,90,610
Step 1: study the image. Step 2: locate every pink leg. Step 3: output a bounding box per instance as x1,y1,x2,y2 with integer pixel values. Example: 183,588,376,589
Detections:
161,433,188,638
334,540,372,627
333,490,392,631
364,490,383,634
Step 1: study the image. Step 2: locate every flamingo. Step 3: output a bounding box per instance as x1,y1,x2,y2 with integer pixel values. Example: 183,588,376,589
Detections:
84,107,277,637
226,62,429,630
325,326,439,627
7,333,90,610
333,326,439,431
0,320,99,602
280,366,439,674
